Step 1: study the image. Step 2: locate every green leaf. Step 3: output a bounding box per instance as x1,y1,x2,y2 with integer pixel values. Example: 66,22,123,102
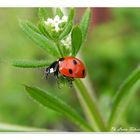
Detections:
56,8,64,18
108,65,140,130
0,123,47,132
57,8,74,40
38,22,53,40
59,21,72,40
38,8,53,20
71,25,82,56
80,8,91,43
12,59,52,68
68,8,75,21
19,21,60,58
22,20,41,34
25,85,94,132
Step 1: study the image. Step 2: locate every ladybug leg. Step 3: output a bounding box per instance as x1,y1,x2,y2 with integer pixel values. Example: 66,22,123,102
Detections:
45,67,50,79
65,77,74,88
54,66,59,79
54,67,63,88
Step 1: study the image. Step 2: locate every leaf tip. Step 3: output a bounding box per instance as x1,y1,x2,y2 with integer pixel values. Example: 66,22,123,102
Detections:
24,85,31,92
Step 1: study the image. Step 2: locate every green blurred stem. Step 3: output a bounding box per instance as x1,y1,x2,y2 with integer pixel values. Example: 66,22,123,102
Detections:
108,65,140,130
0,123,47,132
74,79,107,131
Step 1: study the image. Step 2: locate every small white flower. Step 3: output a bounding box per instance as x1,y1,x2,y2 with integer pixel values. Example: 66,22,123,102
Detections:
47,18,53,23
54,25,60,32
54,15,61,24
61,16,68,23
61,34,71,48
44,18,54,25
44,15,68,32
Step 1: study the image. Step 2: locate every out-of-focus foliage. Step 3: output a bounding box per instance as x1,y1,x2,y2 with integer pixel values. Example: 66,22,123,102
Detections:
84,8,140,129
0,8,140,131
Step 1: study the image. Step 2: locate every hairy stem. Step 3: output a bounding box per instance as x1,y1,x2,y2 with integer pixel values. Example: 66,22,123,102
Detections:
74,79,107,131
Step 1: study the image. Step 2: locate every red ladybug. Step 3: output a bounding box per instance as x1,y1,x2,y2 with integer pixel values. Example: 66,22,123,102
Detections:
45,56,86,79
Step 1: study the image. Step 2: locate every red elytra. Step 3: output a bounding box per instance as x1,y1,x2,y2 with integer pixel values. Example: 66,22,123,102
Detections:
59,56,86,78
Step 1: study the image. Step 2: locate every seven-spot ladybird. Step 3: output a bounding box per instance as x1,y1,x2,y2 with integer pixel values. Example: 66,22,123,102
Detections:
45,56,86,80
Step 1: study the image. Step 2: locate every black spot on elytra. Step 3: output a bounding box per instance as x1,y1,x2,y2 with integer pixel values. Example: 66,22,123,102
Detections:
82,69,85,76
72,59,77,65
69,69,73,74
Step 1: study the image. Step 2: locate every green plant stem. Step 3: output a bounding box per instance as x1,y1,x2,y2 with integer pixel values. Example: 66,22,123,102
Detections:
108,65,140,130
12,59,52,68
74,79,107,131
56,41,64,57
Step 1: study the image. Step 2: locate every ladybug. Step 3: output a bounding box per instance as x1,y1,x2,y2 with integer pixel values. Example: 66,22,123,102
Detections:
45,56,86,81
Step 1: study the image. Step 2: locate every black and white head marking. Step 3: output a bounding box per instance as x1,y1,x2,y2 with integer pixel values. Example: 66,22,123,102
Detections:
45,61,59,75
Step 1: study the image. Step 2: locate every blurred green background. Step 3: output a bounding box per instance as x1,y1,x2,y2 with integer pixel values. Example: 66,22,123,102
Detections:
0,8,140,131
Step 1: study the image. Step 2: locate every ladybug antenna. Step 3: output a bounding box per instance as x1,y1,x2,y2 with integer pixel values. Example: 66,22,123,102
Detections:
41,72,46,79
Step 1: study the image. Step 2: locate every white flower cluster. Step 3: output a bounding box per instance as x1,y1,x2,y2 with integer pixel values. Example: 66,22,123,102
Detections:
44,15,72,49
44,15,68,32
61,34,71,48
